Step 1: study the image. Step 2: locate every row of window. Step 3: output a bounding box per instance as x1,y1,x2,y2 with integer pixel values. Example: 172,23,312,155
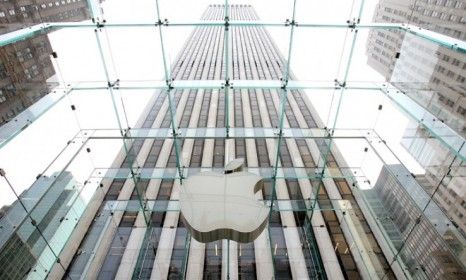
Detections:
16,47,33,62
440,53,466,69
0,84,15,102
24,64,39,80
436,91,464,111
40,0,83,9
420,0,465,9
435,65,466,82
0,0,83,18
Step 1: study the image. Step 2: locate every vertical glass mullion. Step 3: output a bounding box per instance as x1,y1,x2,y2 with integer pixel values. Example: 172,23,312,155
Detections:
310,0,366,220
269,0,296,236
94,25,149,225
181,231,192,278
85,0,102,21
0,172,69,275
223,2,231,279
155,0,183,184
224,1,231,136
268,2,297,278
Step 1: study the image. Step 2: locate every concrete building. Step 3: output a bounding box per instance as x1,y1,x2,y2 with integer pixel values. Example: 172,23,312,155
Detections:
366,0,466,136
368,2,466,269
2,3,465,279
0,0,90,33
59,4,397,279
0,171,82,280
401,119,466,236
367,164,465,279
0,33,55,124
0,0,92,125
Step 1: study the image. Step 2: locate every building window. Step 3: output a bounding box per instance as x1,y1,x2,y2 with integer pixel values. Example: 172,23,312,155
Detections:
16,48,33,62
450,14,458,21
24,69,31,79
445,0,455,7
31,65,39,76
457,106,466,116
0,90,5,103
0,64,7,79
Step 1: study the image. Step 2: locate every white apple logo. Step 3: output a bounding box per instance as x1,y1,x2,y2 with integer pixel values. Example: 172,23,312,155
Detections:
180,158,270,243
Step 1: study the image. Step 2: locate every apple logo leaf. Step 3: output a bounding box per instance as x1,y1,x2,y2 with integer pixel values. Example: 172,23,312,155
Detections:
180,158,270,243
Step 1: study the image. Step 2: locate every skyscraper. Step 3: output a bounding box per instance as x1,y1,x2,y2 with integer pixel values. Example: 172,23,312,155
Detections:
1,3,464,279
366,0,466,136
400,119,466,236
0,0,93,125
366,0,466,253
58,4,397,279
368,164,465,279
0,34,55,125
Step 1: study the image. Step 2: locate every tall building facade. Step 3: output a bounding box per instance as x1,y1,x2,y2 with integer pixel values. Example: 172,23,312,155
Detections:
367,1,466,269
3,3,464,279
368,165,465,279
366,0,466,136
0,34,55,124
0,172,82,279
0,0,92,125
401,119,466,236
57,4,399,280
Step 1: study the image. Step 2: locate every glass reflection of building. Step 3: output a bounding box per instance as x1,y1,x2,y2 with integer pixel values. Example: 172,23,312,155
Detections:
366,0,466,136
367,164,465,279
401,119,466,235
367,1,466,271
61,5,396,279
0,1,464,279
0,171,82,279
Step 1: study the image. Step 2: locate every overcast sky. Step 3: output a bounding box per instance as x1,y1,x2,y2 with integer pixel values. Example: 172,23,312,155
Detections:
0,0,421,208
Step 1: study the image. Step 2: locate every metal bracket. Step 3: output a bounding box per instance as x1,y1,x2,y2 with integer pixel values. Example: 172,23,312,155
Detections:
224,16,230,31
156,19,169,26
107,79,120,89
280,78,289,90
334,79,346,89
285,19,297,27
222,79,233,89
347,18,359,29
166,79,174,91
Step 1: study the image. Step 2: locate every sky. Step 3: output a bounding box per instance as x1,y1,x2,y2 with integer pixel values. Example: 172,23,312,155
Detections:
0,0,423,208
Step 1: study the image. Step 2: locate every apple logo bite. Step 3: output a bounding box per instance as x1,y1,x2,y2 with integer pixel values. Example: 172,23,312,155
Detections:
180,158,270,243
